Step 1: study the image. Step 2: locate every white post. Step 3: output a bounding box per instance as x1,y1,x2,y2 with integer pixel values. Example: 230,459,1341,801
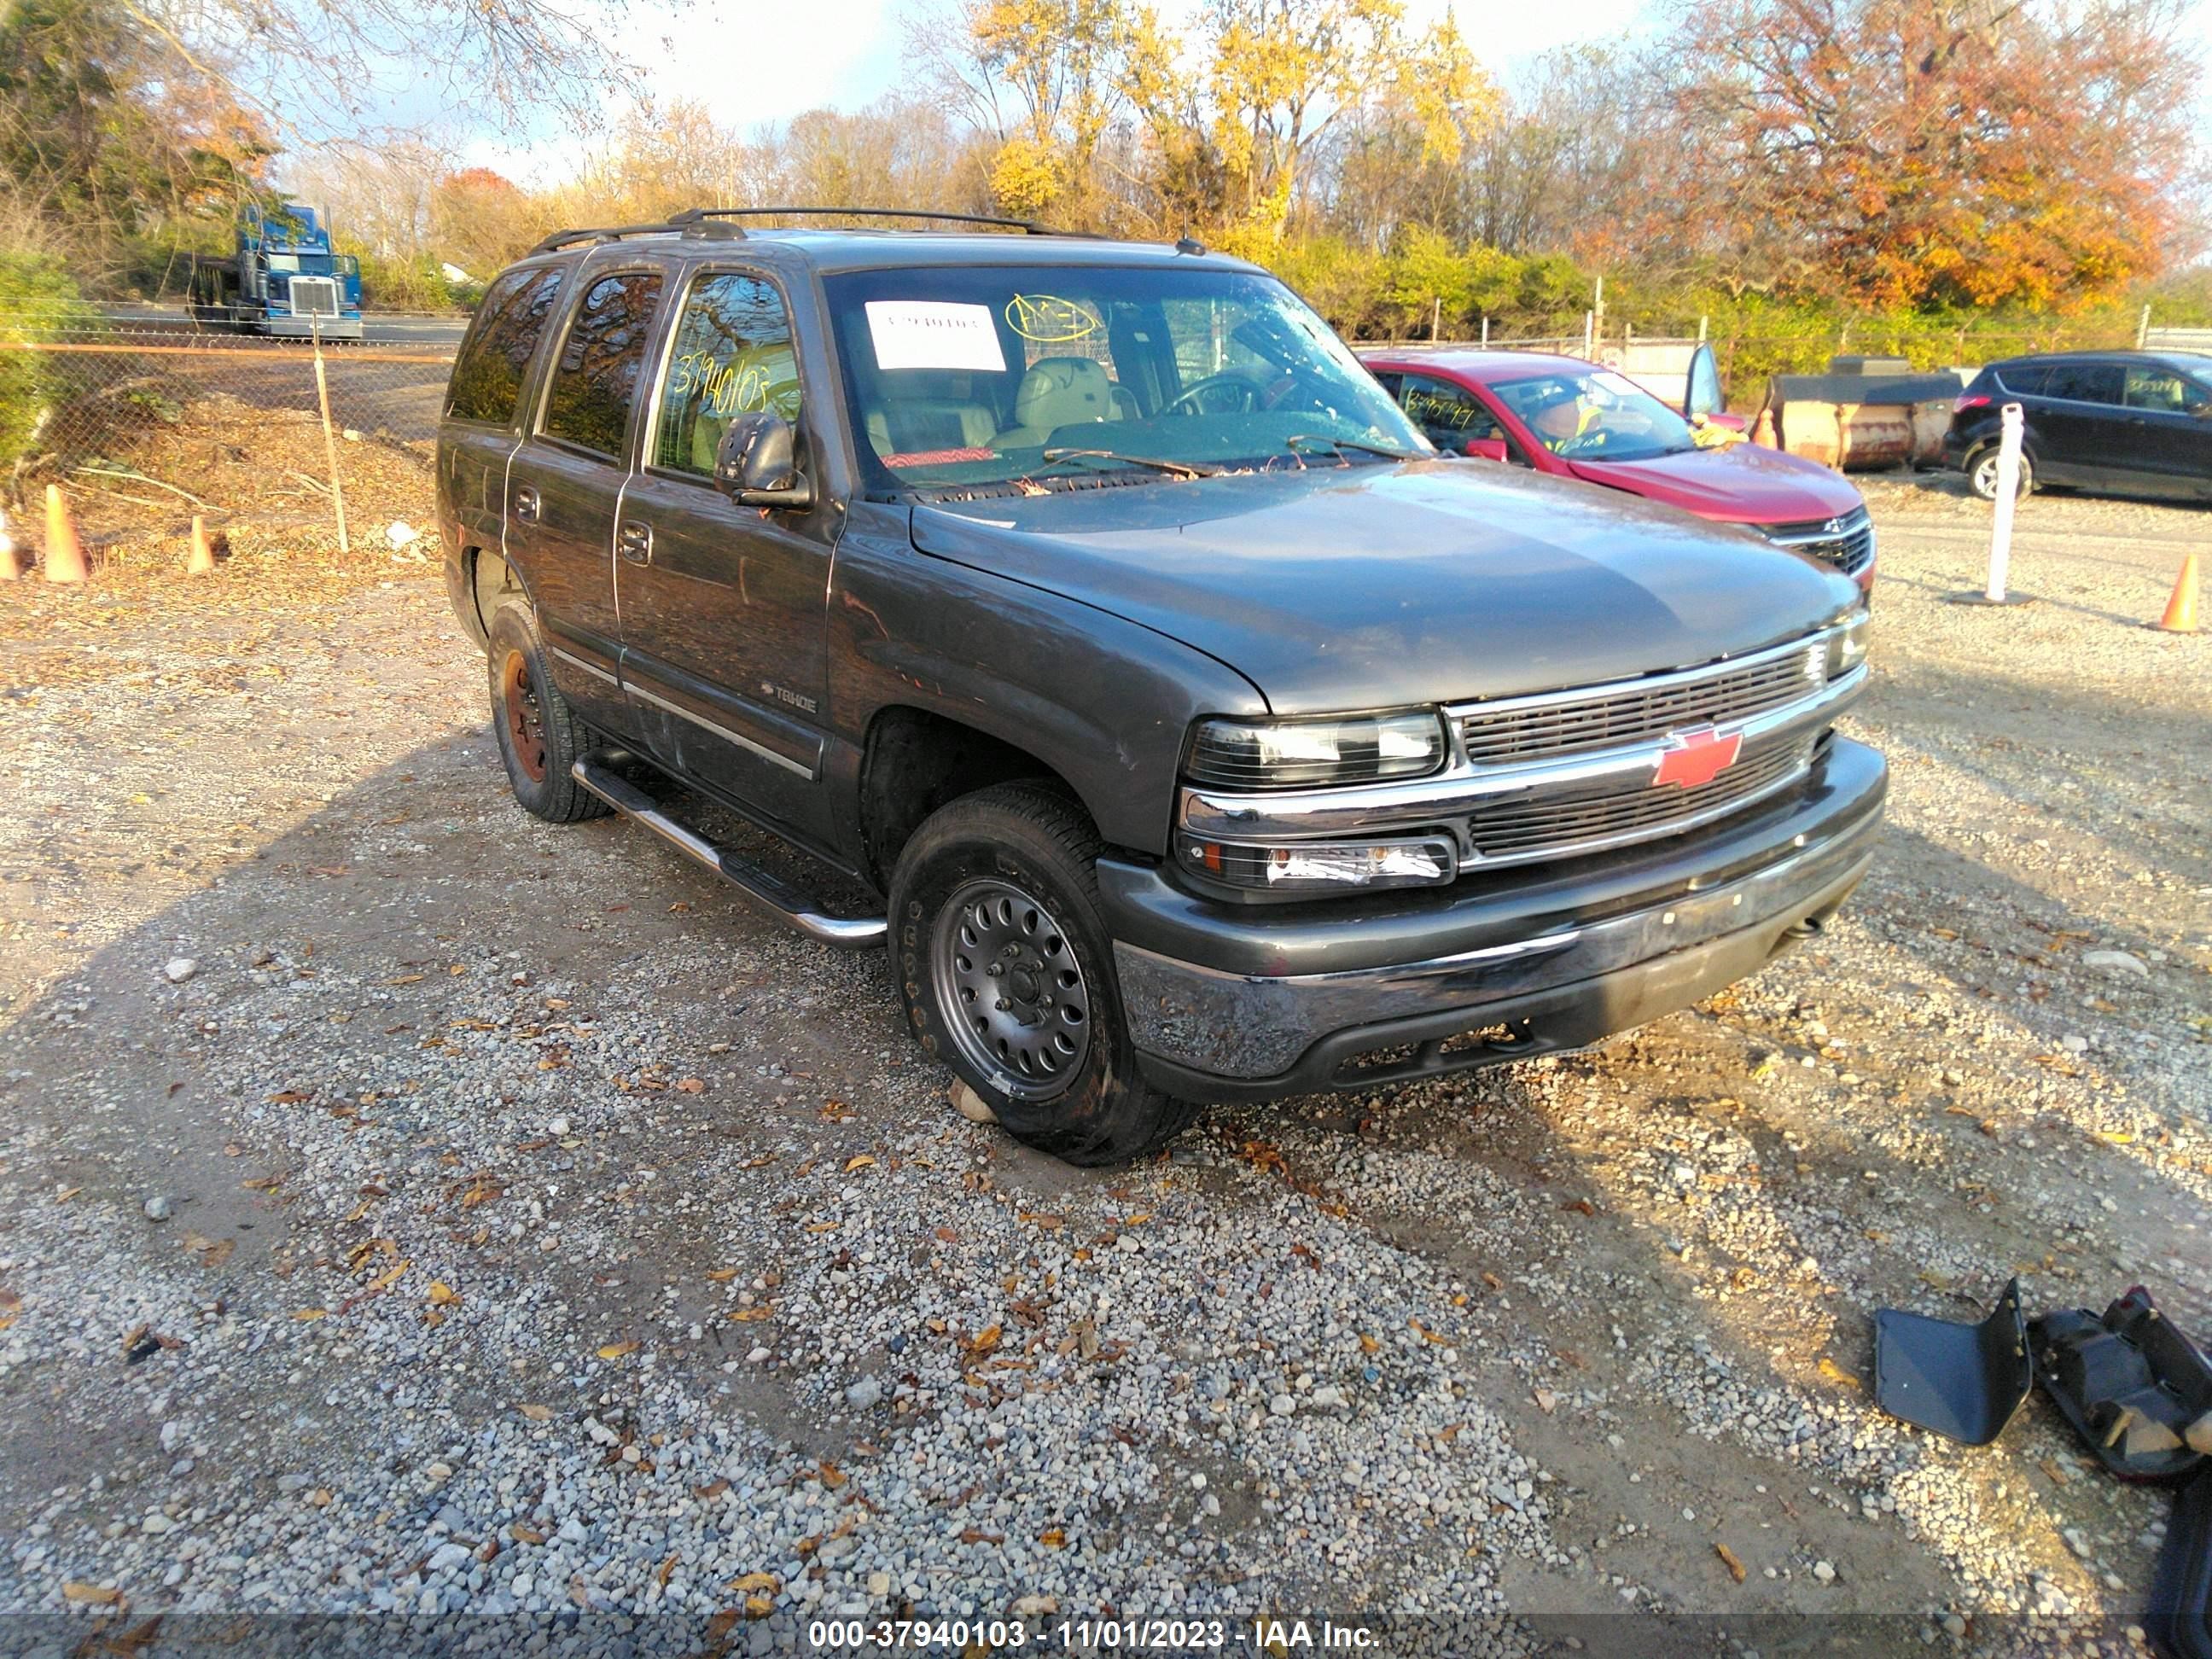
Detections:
1430,296,1441,342
2137,305,2151,349
1480,315,1489,346
1583,310,1594,357
311,312,351,556
1985,404,2023,602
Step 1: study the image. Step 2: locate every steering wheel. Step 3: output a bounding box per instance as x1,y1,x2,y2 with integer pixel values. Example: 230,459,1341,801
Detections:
1166,371,1271,417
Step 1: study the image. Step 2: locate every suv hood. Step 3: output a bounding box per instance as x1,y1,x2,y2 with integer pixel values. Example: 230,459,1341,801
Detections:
1564,443,1865,525
909,460,1861,714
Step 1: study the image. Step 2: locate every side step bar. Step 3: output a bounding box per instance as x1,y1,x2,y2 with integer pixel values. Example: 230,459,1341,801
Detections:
570,759,887,949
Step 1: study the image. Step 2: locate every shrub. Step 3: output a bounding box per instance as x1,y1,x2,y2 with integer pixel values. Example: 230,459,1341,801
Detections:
0,252,104,479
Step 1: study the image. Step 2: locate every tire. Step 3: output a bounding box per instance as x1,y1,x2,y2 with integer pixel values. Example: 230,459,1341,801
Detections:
1968,444,2034,501
485,602,609,824
889,783,1202,1166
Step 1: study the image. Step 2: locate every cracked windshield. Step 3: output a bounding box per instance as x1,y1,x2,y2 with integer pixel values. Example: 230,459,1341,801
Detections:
823,265,1428,494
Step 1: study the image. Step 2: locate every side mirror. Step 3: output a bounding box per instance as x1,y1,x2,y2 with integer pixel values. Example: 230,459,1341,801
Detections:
714,412,813,509
1463,437,1510,462
1700,411,1749,433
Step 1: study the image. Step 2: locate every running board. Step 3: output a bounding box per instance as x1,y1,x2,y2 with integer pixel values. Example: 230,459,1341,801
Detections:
570,759,887,949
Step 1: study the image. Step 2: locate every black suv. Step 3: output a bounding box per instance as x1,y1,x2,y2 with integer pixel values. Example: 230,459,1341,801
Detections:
1945,350,2212,501
435,207,1884,1166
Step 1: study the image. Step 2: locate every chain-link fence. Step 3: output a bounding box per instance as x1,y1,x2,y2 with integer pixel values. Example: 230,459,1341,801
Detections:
1,307,460,556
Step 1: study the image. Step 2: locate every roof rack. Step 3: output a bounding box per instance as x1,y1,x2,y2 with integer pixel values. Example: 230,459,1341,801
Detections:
527,205,1091,256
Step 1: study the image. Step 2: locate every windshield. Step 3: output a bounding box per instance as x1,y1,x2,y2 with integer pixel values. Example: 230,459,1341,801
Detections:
821,265,1427,497
1490,368,1697,463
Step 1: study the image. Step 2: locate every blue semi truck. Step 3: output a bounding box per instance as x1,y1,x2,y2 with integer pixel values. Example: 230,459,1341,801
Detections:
189,204,365,339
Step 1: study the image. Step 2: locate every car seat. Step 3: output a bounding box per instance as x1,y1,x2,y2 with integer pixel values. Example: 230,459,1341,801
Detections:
998,357,1131,449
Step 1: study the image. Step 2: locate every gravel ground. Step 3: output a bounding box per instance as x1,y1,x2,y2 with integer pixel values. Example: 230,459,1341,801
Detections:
0,467,2204,1654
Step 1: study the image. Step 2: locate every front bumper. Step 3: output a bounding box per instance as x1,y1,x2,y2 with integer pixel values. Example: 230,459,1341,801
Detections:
1103,735,1885,1102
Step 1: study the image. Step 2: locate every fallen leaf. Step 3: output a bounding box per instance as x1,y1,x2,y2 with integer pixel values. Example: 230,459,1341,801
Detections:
695,1479,730,1500
726,1306,774,1323
729,1572,778,1593
1534,1388,1557,1413
597,1341,639,1360
744,1594,774,1618
428,1281,460,1307
1818,1357,1862,1390
674,1078,705,1095
1039,1528,1067,1548
933,1226,958,1243
804,1221,839,1234
1358,1333,1379,1355
1481,1271,1504,1291
55,1187,80,1204
1716,1542,1748,1583
294,1307,327,1322
62,1583,122,1605
958,1528,1004,1545
518,1405,552,1422
658,1554,677,1587
509,1524,545,1545
818,1461,846,1489
844,1155,876,1172
705,1268,741,1283
965,1324,1004,1357
266,1090,315,1104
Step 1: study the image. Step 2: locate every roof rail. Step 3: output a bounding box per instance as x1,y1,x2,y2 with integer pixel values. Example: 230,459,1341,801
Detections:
672,206,1087,236
527,205,1093,255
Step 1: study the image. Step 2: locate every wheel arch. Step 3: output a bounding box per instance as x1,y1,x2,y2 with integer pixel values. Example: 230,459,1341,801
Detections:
858,705,1103,892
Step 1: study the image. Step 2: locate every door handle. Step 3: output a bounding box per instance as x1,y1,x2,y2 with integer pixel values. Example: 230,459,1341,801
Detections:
512,485,540,523
618,520,654,565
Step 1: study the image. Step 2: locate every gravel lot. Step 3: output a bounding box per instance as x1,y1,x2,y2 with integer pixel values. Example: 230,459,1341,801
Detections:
0,466,2205,1652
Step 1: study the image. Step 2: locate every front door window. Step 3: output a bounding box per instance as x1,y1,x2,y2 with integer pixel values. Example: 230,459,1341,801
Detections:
652,273,803,476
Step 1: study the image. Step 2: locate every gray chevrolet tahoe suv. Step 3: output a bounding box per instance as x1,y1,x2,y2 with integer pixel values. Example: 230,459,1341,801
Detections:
435,207,1885,1166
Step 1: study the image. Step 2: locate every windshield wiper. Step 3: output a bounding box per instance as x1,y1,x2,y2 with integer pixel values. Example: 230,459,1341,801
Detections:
1283,434,1423,463
1036,447,1221,480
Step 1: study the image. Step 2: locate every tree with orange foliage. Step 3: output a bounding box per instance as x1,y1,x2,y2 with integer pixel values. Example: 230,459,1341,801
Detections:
1660,0,2198,310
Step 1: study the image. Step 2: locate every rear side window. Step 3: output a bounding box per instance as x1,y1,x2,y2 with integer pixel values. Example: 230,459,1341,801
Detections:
2043,363,2123,405
446,266,566,425
541,271,667,457
651,272,802,476
1994,363,2049,397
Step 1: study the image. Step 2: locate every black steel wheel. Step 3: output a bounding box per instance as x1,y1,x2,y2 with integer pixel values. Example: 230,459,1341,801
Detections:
890,783,1202,1167
930,876,1093,1099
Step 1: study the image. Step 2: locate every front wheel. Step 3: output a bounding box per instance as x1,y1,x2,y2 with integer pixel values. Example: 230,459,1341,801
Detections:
1968,445,2034,501
889,783,1201,1166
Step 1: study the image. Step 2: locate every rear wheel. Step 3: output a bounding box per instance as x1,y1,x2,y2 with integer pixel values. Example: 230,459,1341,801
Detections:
485,603,608,824
1968,445,2034,501
890,783,1201,1166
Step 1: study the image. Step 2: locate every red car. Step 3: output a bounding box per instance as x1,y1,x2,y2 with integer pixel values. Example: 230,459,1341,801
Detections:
1362,347,1875,593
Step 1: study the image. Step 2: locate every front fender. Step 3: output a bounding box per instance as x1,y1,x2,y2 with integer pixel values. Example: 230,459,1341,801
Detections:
826,505,1267,858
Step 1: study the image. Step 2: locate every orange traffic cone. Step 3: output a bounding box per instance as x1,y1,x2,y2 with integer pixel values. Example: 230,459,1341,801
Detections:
2157,550,2199,634
1752,408,1777,449
43,484,85,584
187,515,216,575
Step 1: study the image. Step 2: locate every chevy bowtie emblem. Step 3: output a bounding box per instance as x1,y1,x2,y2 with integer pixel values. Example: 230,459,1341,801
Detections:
1652,726,1743,789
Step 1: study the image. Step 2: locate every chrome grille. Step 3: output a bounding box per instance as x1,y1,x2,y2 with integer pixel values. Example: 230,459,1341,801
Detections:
287,275,341,318
1467,738,1815,862
1457,641,1823,768
1760,506,1875,577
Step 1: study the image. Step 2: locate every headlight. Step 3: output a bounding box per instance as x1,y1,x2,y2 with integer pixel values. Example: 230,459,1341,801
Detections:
1185,711,1447,791
1178,835,1458,894
1825,609,1871,679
